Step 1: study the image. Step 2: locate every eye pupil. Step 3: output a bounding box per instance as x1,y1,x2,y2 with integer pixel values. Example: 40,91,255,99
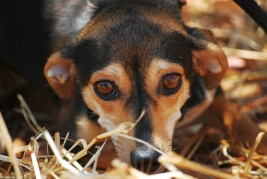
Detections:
95,81,114,95
163,74,180,91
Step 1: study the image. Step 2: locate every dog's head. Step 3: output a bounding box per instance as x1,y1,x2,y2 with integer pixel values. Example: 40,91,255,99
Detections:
44,1,227,172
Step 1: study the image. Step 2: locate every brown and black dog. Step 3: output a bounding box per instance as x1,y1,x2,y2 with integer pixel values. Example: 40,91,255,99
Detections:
43,0,267,172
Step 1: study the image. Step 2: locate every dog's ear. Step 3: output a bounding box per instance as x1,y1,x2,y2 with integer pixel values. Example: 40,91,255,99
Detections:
189,28,228,89
44,52,77,99
44,35,78,99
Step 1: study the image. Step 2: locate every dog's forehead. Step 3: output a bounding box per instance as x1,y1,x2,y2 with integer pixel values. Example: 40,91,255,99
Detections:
78,3,187,41
76,3,194,85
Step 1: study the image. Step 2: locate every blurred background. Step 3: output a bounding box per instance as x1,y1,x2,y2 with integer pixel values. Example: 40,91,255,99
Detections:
183,0,267,130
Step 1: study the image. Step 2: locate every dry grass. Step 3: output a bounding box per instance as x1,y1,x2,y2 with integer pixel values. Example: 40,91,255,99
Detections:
1,95,267,179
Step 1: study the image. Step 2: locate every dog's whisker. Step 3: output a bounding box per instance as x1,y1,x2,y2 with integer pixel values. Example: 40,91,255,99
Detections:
117,134,166,156
111,138,122,145
87,113,98,119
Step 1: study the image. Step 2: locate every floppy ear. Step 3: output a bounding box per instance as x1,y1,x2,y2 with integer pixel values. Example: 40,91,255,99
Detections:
190,29,228,89
44,52,77,99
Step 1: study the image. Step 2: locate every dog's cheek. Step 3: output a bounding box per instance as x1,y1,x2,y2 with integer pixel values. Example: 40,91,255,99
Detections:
81,85,136,164
82,85,134,124
75,115,106,142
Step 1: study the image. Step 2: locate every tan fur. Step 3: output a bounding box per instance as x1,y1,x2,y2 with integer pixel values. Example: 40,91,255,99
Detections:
75,115,117,168
145,59,190,152
81,63,136,163
75,115,106,141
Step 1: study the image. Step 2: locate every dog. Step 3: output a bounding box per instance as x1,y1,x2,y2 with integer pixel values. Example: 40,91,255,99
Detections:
43,0,267,172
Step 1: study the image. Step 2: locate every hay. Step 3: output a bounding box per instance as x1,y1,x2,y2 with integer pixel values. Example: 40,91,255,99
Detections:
0,95,192,178
1,95,267,179
0,112,22,178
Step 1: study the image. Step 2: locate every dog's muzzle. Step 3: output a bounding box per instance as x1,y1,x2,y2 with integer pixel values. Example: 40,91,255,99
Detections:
130,145,161,173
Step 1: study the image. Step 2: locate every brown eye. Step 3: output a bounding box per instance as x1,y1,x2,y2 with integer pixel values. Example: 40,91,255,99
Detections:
94,80,115,99
162,73,182,94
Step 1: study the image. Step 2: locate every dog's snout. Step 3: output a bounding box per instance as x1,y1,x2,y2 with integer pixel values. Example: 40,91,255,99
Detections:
130,147,161,173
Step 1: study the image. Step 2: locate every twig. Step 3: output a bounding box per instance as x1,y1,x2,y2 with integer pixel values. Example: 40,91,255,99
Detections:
0,112,22,178
117,134,166,157
31,152,42,179
244,132,265,177
17,94,43,133
186,128,206,159
180,126,207,158
223,47,267,61
43,130,80,174
159,152,240,179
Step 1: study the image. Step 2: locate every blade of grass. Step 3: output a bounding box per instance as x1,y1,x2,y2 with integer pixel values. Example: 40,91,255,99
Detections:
0,112,22,178
244,132,265,177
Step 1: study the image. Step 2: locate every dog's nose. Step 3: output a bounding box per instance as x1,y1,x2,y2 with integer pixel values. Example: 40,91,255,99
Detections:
130,147,161,173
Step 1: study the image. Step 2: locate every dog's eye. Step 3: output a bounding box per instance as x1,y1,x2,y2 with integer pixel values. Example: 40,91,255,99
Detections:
162,73,182,95
94,80,116,100
96,81,114,95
